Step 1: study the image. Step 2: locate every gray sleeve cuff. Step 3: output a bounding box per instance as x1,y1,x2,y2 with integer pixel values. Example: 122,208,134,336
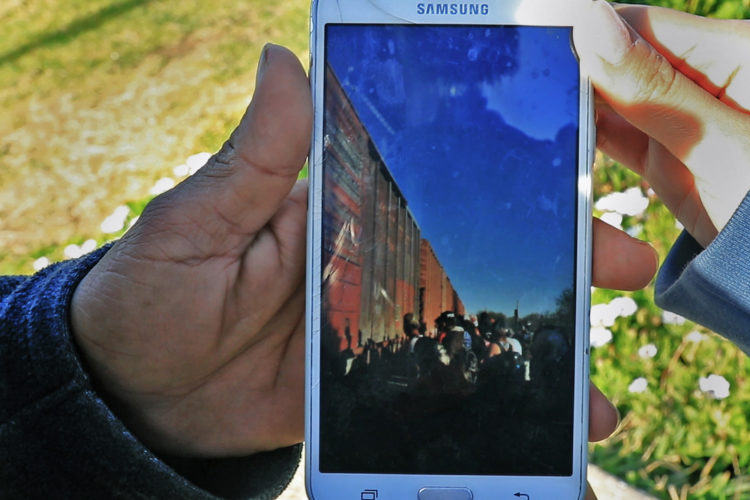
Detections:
655,191,750,354
1,246,300,499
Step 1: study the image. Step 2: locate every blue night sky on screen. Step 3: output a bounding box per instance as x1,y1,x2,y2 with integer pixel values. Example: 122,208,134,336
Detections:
326,25,579,316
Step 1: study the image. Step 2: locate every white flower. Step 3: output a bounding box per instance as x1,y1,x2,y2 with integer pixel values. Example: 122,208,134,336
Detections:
173,164,189,177
80,239,97,253
33,257,50,271
150,177,175,195
610,296,638,317
100,205,130,234
63,244,83,259
662,311,686,325
685,330,705,343
626,224,643,238
186,152,212,175
591,297,638,327
590,326,613,348
699,374,730,400
595,187,649,216
638,343,657,359
599,212,623,230
591,303,616,327
64,239,97,259
629,377,648,393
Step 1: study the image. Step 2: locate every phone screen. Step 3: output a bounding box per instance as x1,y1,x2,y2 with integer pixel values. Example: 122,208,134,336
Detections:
319,24,580,477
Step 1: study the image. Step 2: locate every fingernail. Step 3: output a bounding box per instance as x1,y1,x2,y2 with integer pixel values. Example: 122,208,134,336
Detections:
631,240,659,288
642,240,660,276
256,43,273,85
614,405,622,428
648,243,660,270
610,407,625,439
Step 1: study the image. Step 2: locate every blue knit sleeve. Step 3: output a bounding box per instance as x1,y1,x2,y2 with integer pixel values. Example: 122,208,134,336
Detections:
655,192,750,355
0,247,301,499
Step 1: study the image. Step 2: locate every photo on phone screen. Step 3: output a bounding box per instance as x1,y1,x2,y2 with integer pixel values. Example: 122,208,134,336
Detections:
318,23,581,477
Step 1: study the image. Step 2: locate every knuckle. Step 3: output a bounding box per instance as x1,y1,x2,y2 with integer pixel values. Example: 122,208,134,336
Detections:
212,139,236,170
630,40,679,104
201,140,236,179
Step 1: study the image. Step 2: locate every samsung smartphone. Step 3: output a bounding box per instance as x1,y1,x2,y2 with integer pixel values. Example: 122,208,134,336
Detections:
306,0,593,498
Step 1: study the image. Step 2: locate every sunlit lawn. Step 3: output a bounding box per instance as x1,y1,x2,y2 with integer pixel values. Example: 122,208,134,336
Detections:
591,156,750,499
0,0,309,274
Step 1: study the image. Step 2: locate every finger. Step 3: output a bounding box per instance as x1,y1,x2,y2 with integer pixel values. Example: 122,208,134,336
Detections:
591,217,658,291
231,179,309,333
575,1,750,232
267,178,309,270
589,382,619,442
596,104,718,246
167,44,312,256
614,4,750,113
595,99,650,176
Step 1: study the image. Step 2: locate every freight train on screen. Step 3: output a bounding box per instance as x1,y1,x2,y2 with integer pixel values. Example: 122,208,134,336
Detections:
321,65,464,353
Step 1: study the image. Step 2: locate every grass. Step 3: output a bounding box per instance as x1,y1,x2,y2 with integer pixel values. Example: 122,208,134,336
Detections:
3,1,750,498
586,2,750,498
591,154,750,499
0,0,309,274
618,0,750,16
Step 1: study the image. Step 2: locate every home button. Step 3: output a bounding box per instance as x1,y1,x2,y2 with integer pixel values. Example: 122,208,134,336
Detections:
418,487,473,500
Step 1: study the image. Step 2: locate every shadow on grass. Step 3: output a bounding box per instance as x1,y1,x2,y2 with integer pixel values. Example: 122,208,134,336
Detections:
0,0,156,66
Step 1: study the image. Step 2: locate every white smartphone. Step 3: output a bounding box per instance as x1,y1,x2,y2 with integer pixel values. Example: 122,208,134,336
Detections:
306,0,594,498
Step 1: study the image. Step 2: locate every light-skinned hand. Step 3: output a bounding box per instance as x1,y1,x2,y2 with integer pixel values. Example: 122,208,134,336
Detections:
576,1,750,248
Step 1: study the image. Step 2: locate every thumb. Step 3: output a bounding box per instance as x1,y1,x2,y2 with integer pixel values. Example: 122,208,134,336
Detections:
147,44,312,257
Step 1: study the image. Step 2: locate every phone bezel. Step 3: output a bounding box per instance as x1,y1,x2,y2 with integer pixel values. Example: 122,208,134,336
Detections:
306,1,594,498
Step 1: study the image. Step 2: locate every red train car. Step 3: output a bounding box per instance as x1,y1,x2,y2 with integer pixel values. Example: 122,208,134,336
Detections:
419,240,465,335
322,65,461,352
